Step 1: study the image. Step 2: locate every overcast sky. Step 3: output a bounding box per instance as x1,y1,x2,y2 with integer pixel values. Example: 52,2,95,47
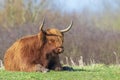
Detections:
52,0,119,13
0,0,120,13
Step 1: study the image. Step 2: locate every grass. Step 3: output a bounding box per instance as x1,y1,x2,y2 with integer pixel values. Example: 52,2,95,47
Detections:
0,64,120,80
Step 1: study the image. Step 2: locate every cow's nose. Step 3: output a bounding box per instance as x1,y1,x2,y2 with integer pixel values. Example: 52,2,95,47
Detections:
57,47,64,53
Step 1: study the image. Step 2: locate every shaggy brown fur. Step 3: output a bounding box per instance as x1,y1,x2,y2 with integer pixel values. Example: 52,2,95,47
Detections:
4,29,64,72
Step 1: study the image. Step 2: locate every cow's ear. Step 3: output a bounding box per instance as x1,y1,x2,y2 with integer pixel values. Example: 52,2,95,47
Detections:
38,31,46,46
61,32,64,36
39,30,46,38
40,30,46,35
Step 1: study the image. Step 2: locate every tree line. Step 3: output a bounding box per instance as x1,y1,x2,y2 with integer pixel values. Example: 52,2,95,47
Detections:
0,0,120,65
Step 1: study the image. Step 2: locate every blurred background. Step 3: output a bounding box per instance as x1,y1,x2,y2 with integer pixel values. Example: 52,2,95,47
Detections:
0,0,120,65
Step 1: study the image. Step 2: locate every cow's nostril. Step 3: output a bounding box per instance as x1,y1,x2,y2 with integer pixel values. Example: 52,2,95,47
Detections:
57,47,64,53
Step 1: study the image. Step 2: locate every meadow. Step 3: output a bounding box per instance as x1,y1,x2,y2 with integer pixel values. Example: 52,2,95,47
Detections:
0,64,120,80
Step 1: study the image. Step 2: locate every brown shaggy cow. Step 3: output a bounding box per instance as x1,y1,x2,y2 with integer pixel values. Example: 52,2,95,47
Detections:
4,19,73,72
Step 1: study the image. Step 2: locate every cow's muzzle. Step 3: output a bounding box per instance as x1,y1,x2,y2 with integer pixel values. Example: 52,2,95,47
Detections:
54,46,64,54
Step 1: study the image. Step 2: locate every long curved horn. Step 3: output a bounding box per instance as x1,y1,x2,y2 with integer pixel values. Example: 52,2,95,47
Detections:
39,18,45,31
60,20,73,33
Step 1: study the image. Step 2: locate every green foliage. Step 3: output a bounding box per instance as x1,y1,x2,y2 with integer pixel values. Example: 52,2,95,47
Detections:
0,64,120,80
3,0,25,27
1,0,120,64
92,11,120,31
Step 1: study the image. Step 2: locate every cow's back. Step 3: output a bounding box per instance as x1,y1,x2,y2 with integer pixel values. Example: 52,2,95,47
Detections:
4,35,41,71
4,40,21,71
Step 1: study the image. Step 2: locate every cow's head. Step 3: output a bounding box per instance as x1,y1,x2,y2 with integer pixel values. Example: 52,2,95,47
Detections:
39,19,73,54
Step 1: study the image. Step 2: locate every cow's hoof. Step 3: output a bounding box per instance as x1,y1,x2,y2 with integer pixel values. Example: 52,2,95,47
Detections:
42,68,49,73
36,64,49,73
54,67,62,71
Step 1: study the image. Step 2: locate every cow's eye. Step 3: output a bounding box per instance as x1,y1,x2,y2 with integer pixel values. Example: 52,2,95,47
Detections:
49,39,55,43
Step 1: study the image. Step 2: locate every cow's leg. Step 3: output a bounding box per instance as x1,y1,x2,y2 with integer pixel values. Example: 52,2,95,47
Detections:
50,56,62,71
20,63,49,72
52,61,74,71
54,62,62,71
35,64,49,73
